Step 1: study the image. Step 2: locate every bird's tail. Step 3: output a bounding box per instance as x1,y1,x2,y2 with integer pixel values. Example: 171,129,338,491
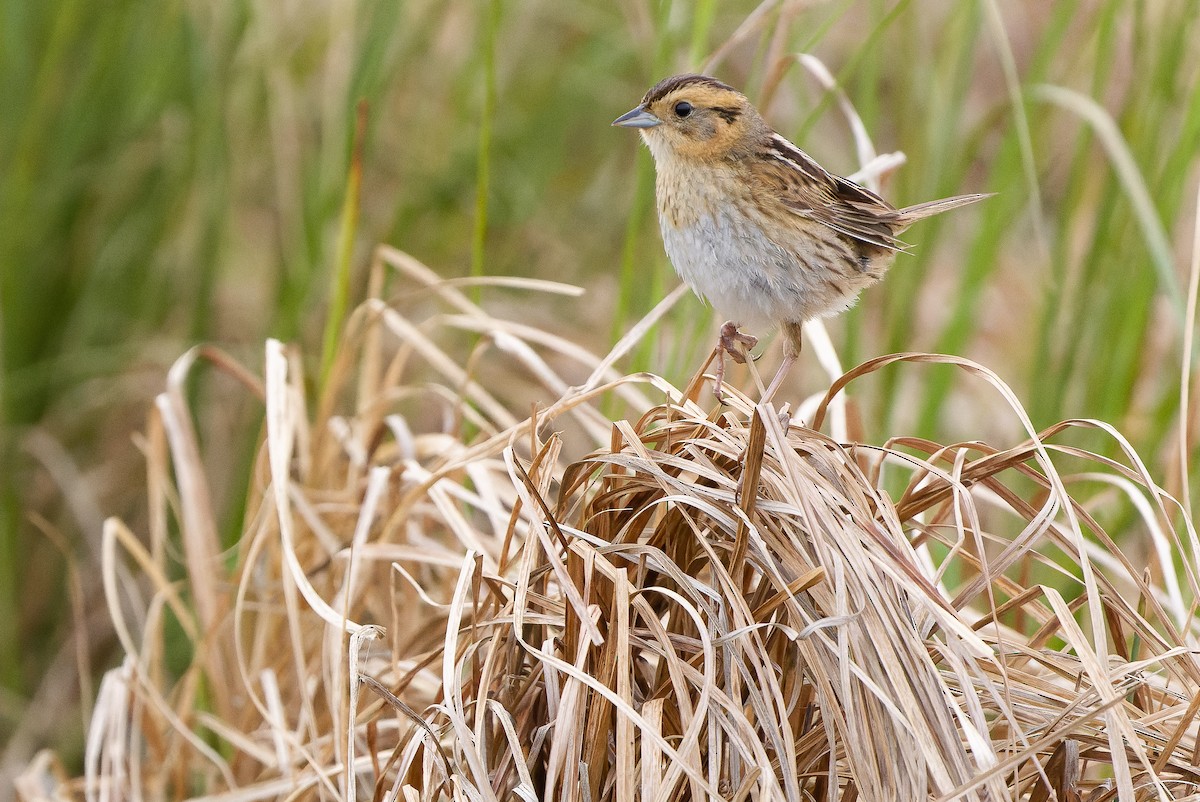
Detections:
894,193,994,230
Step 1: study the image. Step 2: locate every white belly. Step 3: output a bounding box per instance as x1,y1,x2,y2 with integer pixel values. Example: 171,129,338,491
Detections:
659,206,859,329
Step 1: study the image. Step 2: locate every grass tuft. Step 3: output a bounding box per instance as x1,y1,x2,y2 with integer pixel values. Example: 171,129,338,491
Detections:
20,268,1200,801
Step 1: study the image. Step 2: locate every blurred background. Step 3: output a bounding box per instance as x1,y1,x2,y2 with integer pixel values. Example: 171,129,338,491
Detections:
2,0,1199,781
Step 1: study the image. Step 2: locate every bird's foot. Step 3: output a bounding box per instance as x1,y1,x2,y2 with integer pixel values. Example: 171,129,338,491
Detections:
718,321,759,365
712,321,759,402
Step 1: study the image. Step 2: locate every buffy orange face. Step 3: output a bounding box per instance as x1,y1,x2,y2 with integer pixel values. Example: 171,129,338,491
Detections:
613,75,765,163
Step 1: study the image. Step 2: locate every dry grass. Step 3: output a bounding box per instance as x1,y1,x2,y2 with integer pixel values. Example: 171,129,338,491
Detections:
16,252,1200,802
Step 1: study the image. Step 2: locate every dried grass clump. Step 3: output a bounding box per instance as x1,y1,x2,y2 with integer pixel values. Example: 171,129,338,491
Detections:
17,251,1200,802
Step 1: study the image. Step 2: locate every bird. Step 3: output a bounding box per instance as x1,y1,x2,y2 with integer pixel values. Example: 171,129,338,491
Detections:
612,73,990,401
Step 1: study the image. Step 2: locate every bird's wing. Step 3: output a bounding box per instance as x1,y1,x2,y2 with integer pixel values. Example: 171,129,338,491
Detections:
755,133,909,252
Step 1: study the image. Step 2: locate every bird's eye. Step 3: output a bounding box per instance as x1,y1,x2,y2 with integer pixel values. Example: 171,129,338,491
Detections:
674,101,693,118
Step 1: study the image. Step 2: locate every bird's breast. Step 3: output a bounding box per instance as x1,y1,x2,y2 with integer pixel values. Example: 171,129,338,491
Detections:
656,170,784,327
654,163,873,327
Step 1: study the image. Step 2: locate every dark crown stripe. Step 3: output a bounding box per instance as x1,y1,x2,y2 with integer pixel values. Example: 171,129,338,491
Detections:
641,74,736,105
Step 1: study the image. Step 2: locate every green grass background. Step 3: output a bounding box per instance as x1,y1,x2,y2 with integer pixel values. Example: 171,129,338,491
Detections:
3,0,1200,772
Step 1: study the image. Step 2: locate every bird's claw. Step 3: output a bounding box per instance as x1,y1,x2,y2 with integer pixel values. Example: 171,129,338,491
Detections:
711,321,760,402
719,321,758,364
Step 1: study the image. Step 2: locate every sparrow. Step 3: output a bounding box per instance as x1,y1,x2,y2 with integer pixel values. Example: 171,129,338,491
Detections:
613,73,989,400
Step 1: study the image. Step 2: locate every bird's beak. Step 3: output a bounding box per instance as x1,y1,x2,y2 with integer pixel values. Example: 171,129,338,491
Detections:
612,105,661,129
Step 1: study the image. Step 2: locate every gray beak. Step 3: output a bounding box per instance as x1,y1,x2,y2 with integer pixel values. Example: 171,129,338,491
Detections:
612,106,662,129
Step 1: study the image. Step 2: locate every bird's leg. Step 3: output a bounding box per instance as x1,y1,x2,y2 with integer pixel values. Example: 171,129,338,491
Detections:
713,321,759,400
762,321,803,402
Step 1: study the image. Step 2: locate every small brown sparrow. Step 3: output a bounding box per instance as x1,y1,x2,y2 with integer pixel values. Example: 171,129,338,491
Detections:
613,74,990,400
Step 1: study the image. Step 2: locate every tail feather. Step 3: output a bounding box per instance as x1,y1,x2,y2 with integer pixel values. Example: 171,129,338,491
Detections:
894,193,994,230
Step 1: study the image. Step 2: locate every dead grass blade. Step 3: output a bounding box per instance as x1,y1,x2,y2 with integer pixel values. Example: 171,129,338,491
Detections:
40,257,1200,801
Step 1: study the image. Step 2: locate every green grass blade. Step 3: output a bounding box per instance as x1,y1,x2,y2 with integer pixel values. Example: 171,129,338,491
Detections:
320,101,367,385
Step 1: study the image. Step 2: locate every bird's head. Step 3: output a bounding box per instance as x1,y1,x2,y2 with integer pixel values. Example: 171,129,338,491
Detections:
613,74,766,164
